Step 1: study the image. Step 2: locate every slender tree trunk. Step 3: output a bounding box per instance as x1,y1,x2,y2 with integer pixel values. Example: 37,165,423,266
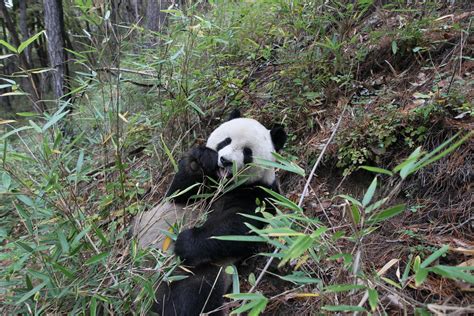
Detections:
0,0,43,111
146,0,171,31
34,13,49,68
1,18,12,112
130,0,139,22
43,0,66,100
19,0,30,63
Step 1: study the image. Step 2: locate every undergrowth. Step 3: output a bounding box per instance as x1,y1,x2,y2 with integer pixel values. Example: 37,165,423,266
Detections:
1,0,472,315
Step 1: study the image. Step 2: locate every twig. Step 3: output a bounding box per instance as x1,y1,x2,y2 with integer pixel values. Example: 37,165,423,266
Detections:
447,18,471,95
201,267,224,315
247,99,349,294
96,66,157,77
427,304,474,315
298,99,349,206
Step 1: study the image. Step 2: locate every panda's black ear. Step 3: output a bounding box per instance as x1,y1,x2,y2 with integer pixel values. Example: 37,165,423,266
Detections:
227,109,241,121
270,125,287,151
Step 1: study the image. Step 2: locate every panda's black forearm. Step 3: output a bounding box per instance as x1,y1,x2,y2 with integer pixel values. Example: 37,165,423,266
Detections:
174,211,267,265
165,146,218,203
165,162,203,203
174,228,261,266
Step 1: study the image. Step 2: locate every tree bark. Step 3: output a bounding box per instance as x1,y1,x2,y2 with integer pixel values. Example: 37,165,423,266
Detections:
43,0,66,99
130,0,139,22
146,0,171,31
0,18,12,112
33,13,49,68
0,0,43,111
19,0,30,63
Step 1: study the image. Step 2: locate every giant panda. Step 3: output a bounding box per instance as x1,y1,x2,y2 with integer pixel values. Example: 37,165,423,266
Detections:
132,110,287,316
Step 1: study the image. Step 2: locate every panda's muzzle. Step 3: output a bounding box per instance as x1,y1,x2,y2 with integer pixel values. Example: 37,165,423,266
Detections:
217,157,233,179
220,157,233,167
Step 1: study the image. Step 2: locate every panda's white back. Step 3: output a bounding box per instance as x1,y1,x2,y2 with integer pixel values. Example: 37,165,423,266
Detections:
133,202,190,251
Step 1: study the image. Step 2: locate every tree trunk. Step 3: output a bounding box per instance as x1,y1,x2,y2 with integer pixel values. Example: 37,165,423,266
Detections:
130,0,139,22
0,0,43,111
43,0,66,100
19,0,30,63
33,13,49,68
145,0,171,31
0,18,12,112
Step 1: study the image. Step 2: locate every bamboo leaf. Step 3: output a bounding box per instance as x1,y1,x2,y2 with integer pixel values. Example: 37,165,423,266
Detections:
350,203,361,224
225,265,240,294
1,126,34,140
170,46,184,60
362,177,377,207
258,227,304,237
259,186,301,212
309,226,327,239
278,272,321,285
161,135,178,172
324,284,366,293
391,40,398,54
42,110,70,131
430,266,474,283
0,40,17,53
85,252,109,265
0,53,14,59
381,277,402,289
393,147,421,173
57,230,69,253
254,157,305,177
368,289,378,311
338,194,362,207
359,165,393,176
211,235,267,242
415,268,428,286
51,262,74,279
226,293,266,300
2,172,11,190
401,255,413,285
322,305,366,312
75,150,85,184
29,120,42,133
365,197,389,213
420,245,449,268
1,91,29,96
413,131,472,173
413,255,421,273
16,112,39,117
16,282,46,304
187,100,205,115
279,235,313,267
90,296,97,316
413,133,460,168
18,30,45,54
367,204,405,224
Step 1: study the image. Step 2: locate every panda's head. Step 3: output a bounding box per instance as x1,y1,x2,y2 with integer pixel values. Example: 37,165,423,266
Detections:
206,110,287,186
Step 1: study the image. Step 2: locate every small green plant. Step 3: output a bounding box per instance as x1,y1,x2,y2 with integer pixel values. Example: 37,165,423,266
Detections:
336,107,402,174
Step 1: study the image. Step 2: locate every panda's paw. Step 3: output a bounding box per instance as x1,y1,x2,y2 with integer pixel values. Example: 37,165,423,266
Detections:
174,229,209,266
190,146,218,176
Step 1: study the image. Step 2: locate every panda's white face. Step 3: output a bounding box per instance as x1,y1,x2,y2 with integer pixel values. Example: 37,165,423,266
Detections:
206,118,276,185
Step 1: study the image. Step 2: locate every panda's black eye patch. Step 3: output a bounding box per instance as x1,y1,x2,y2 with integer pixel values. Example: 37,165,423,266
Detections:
243,147,253,164
216,137,232,151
